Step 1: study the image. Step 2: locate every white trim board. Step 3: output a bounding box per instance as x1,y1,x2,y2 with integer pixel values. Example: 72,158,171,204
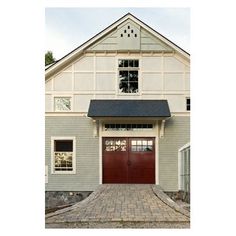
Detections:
45,13,189,80
50,136,76,175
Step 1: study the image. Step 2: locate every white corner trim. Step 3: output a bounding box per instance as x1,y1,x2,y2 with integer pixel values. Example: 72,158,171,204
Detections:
50,136,76,175
98,120,103,184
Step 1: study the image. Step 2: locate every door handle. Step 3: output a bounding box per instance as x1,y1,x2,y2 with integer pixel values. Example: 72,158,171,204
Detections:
127,160,131,166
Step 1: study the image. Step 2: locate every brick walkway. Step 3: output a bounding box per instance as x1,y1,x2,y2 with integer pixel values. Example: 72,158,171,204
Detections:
46,184,190,228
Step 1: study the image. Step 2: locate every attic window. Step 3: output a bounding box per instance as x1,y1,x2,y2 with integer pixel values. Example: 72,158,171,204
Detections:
118,59,139,94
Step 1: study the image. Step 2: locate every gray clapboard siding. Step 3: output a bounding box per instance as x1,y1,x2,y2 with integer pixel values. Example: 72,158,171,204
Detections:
45,116,99,191
46,116,190,192
159,116,190,191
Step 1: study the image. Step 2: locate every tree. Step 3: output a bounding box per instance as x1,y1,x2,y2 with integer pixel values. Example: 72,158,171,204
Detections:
45,51,55,66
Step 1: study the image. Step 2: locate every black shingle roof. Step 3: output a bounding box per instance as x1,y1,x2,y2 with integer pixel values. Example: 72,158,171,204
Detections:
87,100,171,117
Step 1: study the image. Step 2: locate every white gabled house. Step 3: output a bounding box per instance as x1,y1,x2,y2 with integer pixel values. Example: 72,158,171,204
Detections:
45,13,190,207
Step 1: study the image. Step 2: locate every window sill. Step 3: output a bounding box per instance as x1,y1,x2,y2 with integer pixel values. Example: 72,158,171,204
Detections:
118,93,140,96
54,110,72,112
51,171,76,175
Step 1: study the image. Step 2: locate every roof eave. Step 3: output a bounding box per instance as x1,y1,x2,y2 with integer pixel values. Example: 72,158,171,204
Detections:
45,13,190,79
45,14,132,79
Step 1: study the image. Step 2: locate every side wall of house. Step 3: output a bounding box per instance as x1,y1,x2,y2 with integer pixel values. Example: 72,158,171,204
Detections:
45,116,99,191
159,116,190,191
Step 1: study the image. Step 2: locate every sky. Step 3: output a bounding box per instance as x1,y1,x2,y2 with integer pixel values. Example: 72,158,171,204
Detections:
45,8,190,60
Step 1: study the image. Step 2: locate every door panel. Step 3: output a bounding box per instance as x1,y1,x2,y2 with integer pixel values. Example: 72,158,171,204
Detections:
103,138,128,183
128,138,155,184
102,137,155,184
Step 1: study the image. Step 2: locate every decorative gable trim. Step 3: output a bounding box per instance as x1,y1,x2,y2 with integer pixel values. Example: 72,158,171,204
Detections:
46,13,190,80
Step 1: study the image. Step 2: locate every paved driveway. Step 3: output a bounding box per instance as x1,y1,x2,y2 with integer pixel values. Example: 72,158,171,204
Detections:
46,184,190,228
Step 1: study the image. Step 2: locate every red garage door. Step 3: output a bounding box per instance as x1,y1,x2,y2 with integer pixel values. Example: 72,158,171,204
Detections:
102,137,155,184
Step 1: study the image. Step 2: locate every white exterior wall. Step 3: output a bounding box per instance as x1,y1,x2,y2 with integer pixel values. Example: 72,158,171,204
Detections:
45,52,190,113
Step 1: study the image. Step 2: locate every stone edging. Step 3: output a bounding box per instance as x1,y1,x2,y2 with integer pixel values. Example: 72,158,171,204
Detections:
45,185,104,219
151,185,190,218
46,221,190,229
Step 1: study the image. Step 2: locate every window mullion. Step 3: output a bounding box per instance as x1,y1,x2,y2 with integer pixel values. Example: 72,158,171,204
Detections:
128,70,130,93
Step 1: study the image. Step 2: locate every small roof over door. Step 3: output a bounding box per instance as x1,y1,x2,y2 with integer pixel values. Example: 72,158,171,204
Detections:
87,100,171,118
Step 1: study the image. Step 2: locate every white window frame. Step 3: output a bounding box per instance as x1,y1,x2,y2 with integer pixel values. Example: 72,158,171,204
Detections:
117,58,140,95
51,136,76,174
178,142,190,190
53,95,73,112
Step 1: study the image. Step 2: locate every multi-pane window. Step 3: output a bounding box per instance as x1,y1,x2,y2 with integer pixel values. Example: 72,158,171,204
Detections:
104,123,153,131
131,139,153,152
118,59,139,93
186,98,190,111
104,139,127,152
54,97,71,111
51,137,76,173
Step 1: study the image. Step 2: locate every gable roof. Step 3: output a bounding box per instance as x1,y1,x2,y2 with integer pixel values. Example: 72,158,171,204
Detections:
45,13,190,79
45,60,58,69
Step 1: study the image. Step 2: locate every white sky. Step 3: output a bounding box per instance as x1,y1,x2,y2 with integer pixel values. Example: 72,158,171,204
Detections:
45,8,190,60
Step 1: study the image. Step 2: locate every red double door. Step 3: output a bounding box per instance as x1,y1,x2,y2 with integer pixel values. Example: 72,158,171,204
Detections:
102,137,155,184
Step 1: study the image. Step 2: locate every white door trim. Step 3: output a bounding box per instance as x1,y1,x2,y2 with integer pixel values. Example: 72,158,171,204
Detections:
98,120,159,184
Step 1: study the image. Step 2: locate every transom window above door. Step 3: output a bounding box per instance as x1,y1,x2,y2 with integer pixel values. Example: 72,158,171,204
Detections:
104,123,153,131
118,59,139,94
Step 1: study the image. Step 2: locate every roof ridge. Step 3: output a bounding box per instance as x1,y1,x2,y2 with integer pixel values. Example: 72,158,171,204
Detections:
46,12,189,75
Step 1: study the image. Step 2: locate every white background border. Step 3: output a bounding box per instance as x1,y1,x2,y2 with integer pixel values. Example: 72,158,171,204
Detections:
1,0,236,235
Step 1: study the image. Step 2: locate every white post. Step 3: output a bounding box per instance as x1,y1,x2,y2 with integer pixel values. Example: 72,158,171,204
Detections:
93,119,98,137
160,120,166,138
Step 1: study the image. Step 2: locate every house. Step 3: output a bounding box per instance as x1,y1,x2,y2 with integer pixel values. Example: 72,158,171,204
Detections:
45,13,190,208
